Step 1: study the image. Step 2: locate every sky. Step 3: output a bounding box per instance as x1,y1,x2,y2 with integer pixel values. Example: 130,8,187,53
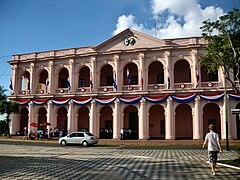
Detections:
0,0,239,99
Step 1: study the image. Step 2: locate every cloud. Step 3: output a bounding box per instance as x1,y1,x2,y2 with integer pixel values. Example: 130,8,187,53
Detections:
112,0,224,39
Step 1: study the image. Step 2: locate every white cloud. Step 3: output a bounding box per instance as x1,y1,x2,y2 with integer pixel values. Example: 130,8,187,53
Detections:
113,0,224,39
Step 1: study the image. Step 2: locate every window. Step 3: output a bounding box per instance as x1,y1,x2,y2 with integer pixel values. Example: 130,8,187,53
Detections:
78,79,86,88
107,76,113,86
131,75,138,85
209,72,218,81
157,72,164,84
77,133,84,137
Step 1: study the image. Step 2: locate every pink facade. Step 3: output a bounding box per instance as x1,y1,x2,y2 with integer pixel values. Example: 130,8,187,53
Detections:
8,29,240,140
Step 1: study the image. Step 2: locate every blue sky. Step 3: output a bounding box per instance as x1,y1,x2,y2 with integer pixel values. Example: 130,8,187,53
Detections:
0,0,239,98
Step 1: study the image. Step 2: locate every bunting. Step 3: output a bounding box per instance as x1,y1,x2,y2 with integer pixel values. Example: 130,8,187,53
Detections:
199,93,224,102
118,96,142,104
72,98,92,106
95,97,116,105
32,99,48,105
144,95,169,103
171,94,197,103
51,98,70,106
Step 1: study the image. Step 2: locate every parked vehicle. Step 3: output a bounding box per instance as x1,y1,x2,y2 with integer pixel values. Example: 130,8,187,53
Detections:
58,132,98,147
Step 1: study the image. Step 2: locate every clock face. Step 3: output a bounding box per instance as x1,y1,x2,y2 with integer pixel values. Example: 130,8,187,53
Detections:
123,36,136,46
123,38,130,46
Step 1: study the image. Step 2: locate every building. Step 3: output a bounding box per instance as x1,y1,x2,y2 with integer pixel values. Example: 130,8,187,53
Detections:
8,29,240,140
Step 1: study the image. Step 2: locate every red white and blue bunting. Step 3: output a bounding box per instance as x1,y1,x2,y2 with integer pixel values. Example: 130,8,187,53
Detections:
94,97,116,105
118,96,142,104
199,93,224,102
72,98,92,106
144,95,169,103
32,99,48,105
171,94,197,103
51,98,70,106
15,93,239,106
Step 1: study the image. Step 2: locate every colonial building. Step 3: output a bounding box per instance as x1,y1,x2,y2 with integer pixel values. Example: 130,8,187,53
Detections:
8,29,240,140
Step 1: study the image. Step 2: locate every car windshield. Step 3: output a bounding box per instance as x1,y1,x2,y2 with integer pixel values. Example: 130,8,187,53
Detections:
86,132,93,136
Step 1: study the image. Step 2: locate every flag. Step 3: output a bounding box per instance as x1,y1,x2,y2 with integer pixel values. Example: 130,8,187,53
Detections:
9,78,13,90
113,71,117,91
139,70,143,90
127,68,130,87
167,69,170,89
66,79,71,90
45,78,49,92
196,67,199,88
90,72,93,92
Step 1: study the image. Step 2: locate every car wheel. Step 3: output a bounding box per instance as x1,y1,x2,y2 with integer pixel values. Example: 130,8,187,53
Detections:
82,141,88,147
61,140,67,146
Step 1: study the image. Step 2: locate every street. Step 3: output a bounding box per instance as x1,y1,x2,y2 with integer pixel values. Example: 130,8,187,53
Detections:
0,143,240,180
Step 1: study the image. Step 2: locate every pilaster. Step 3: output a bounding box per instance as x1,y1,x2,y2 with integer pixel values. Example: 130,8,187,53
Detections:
139,98,147,139
113,99,121,139
166,97,174,139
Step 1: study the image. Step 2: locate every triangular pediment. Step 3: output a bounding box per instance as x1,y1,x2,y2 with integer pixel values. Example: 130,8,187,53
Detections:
95,28,167,52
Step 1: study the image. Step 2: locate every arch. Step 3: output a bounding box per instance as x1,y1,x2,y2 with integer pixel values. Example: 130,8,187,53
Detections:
123,105,138,139
123,63,138,85
58,68,69,88
235,103,240,139
201,66,218,82
20,107,29,134
99,106,113,139
174,59,191,83
100,64,113,86
203,103,221,139
38,107,47,131
149,104,165,139
77,106,89,131
175,104,193,139
148,61,164,84
78,66,90,88
57,107,68,136
38,69,49,92
21,71,30,91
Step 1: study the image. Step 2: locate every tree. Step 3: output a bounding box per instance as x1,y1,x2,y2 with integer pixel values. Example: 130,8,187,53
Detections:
0,86,19,137
200,8,240,94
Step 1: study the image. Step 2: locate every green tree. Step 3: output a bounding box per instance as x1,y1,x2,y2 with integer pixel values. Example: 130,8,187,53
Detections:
0,86,19,137
200,8,240,93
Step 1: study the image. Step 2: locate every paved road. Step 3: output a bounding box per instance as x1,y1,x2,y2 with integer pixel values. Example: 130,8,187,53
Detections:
0,143,239,180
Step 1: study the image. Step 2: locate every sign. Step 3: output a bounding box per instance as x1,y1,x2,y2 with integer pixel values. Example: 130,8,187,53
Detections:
231,109,240,114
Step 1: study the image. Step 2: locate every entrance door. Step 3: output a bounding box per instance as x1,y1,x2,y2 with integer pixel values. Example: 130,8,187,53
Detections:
129,112,138,139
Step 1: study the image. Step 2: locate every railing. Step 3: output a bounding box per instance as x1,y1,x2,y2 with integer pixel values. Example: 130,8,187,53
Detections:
18,90,30,95
147,84,166,91
98,86,115,92
201,82,219,88
55,88,70,94
36,89,48,94
122,85,141,91
76,87,91,93
174,83,193,89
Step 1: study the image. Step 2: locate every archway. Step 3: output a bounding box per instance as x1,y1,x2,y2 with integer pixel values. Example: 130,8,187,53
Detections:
174,60,191,83
58,68,69,88
99,106,113,139
57,107,68,136
20,107,28,134
100,64,113,86
21,71,30,91
203,103,221,139
149,105,165,139
123,63,138,85
38,69,48,93
38,107,47,130
148,61,164,84
77,106,89,131
175,104,193,139
123,105,138,139
78,66,90,88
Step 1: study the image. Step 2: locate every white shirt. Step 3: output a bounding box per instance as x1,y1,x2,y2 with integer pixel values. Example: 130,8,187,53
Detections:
205,131,220,151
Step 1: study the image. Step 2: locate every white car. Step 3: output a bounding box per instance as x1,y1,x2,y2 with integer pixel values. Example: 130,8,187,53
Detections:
59,132,98,146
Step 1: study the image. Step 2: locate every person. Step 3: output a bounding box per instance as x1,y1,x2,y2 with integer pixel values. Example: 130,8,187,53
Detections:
23,127,28,140
202,124,222,176
120,128,124,140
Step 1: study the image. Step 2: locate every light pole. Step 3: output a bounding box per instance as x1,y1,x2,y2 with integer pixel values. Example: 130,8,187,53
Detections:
224,75,229,151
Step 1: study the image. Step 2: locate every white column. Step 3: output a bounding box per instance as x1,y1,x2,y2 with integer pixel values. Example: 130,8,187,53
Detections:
222,94,232,139
47,101,53,137
11,65,18,95
90,100,97,135
139,98,147,139
113,99,121,139
166,97,174,139
10,114,20,135
69,58,75,93
30,63,35,94
48,61,54,94
28,101,35,132
67,100,74,133
91,56,97,92
191,49,199,88
193,96,201,139
139,53,145,90
165,51,172,89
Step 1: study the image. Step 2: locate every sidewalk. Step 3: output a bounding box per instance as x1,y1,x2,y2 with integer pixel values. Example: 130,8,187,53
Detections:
1,135,240,148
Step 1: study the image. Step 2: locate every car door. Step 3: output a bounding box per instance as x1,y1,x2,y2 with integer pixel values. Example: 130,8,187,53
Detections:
75,132,85,144
68,133,77,144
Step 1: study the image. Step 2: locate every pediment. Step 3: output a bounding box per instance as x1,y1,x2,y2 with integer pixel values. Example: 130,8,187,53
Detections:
95,28,167,52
